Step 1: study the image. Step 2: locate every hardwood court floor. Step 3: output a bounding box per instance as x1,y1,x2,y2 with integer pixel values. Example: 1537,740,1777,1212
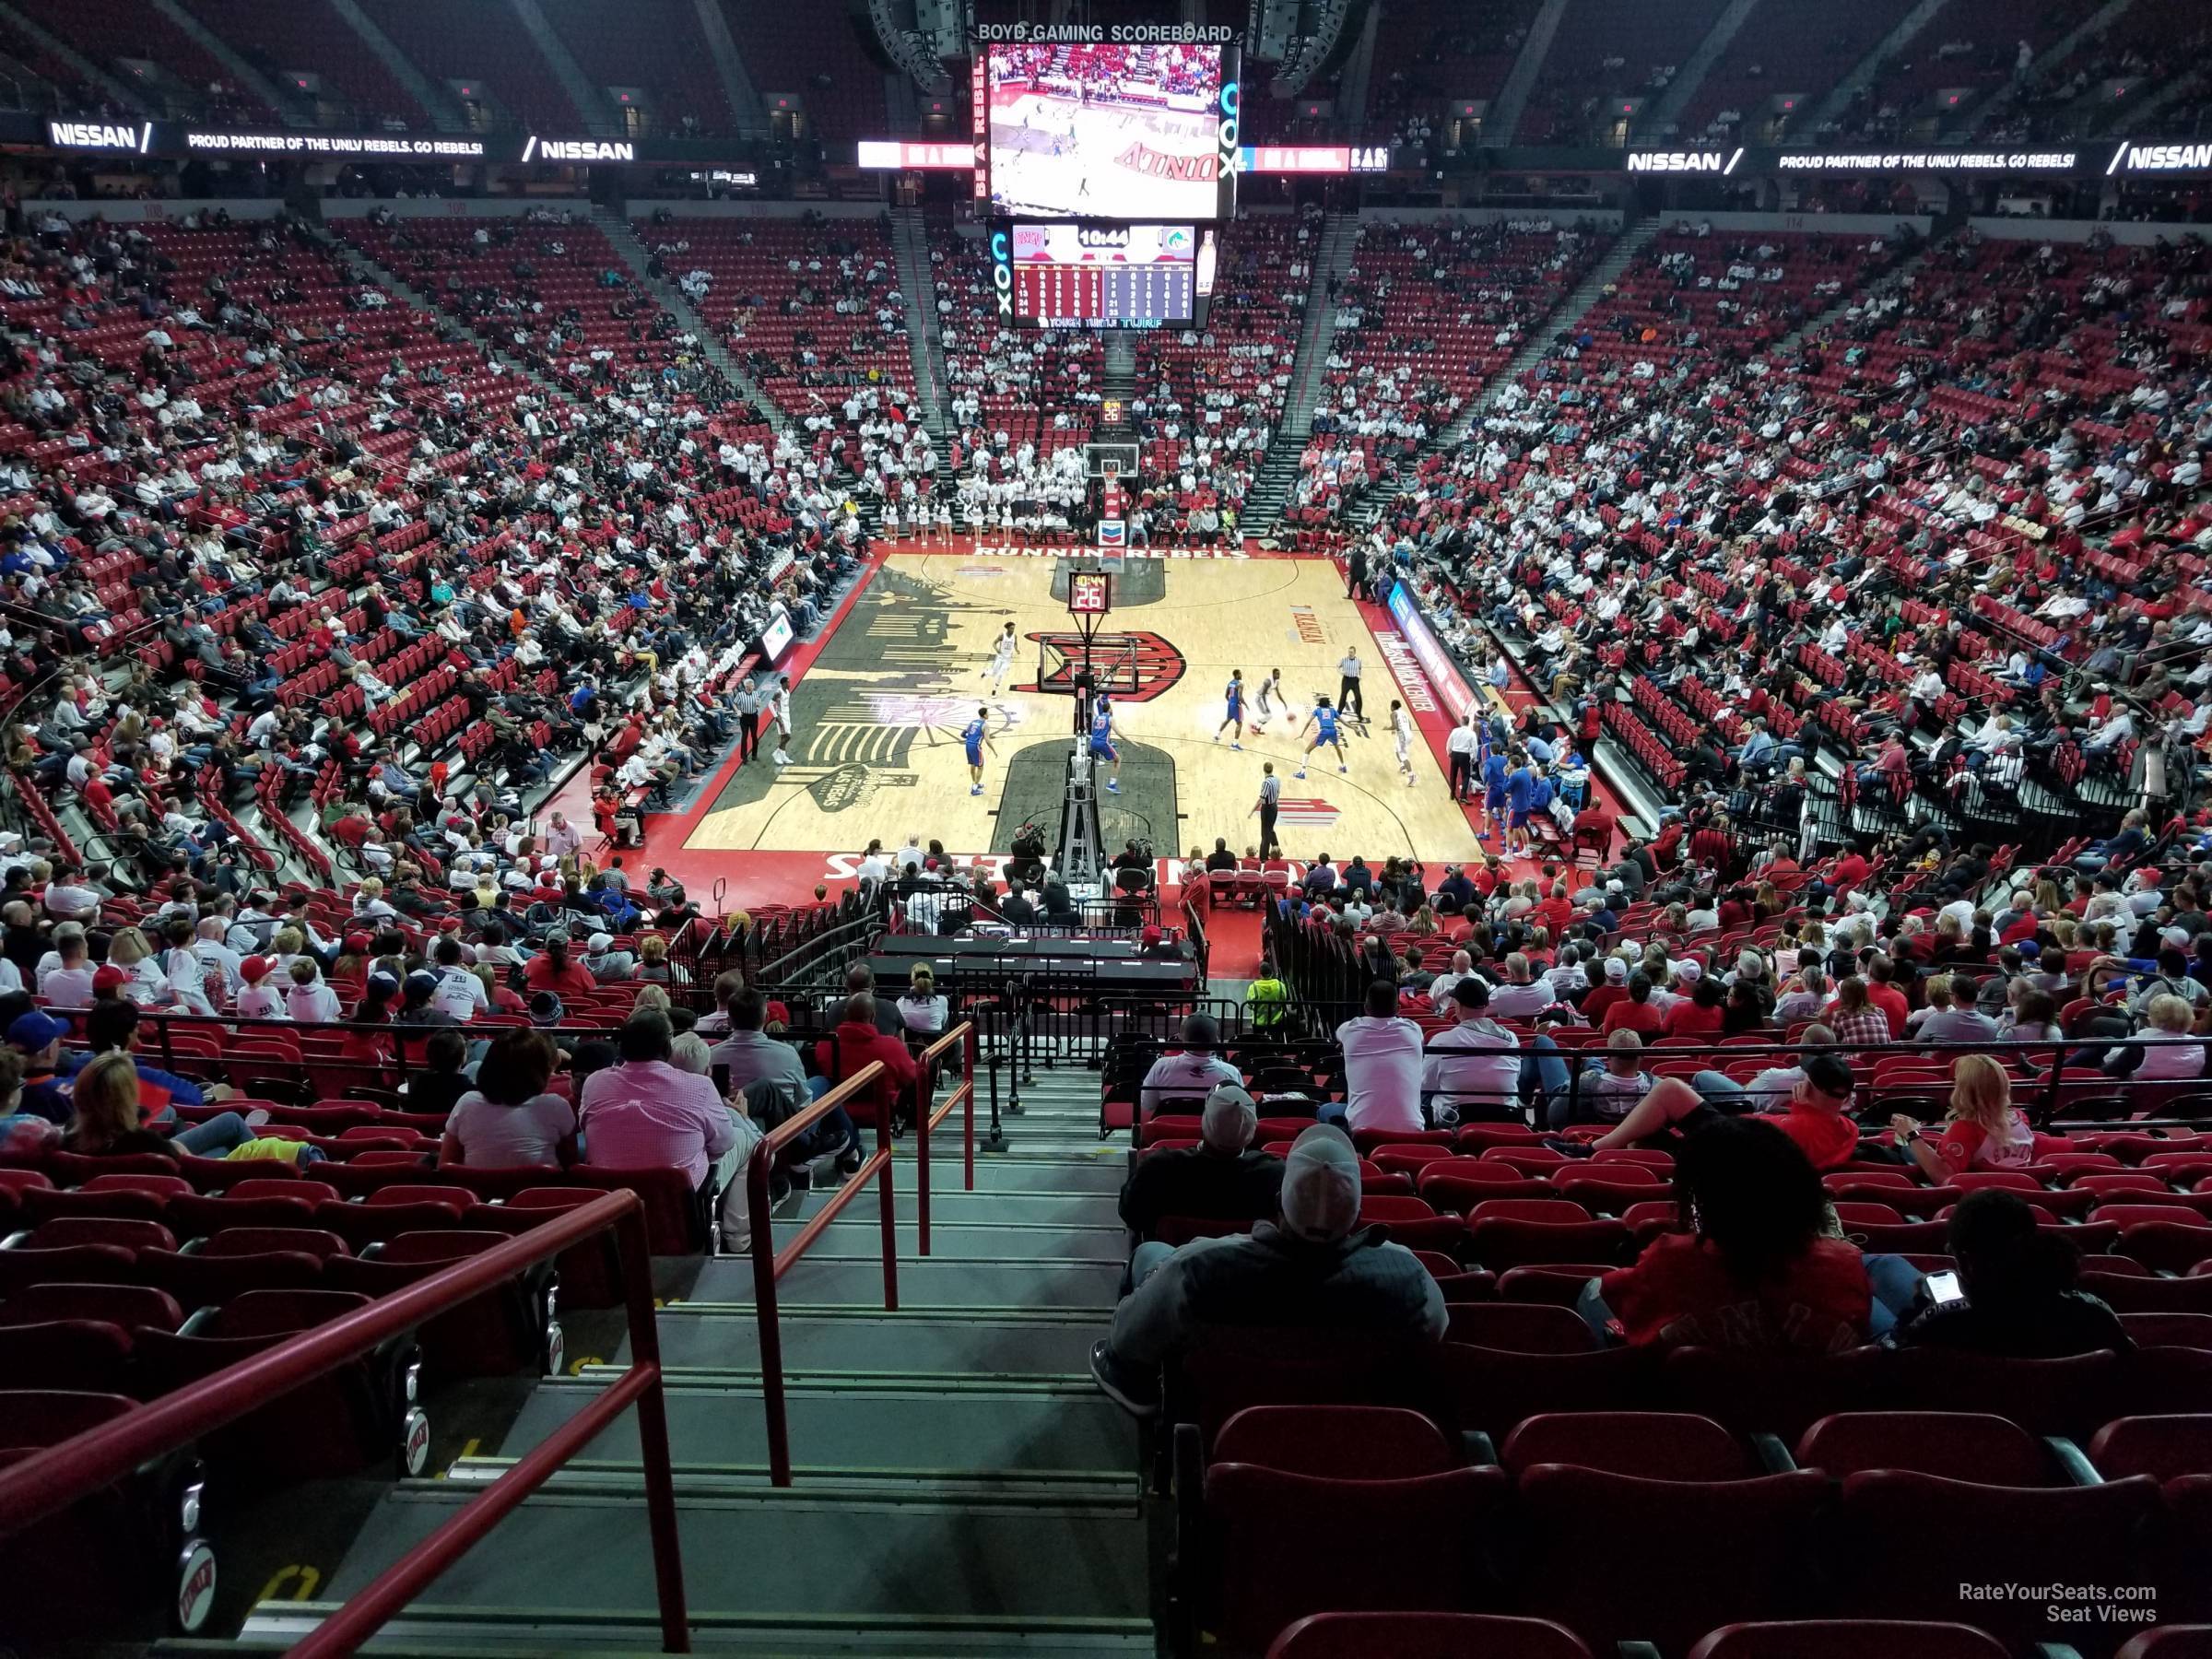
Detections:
684,552,1486,864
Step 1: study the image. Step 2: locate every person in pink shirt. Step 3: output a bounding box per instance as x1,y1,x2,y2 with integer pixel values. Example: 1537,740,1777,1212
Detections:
581,1011,749,1243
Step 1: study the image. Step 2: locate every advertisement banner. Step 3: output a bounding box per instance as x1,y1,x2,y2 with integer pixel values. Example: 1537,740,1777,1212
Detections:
1385,580,1477,722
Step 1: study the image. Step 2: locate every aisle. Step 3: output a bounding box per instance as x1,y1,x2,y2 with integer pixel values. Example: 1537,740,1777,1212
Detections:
257,1067,1152,1654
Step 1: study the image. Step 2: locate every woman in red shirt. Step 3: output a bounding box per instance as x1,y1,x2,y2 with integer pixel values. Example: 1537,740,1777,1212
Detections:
1889,1054,2070,1180
1662,976,1728,1039
1600,974,1667,1038
523,932,599,998
1589,1114,1871,1353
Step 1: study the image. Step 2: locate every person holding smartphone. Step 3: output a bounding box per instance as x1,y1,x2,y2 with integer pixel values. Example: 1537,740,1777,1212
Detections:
1884,1188,2131,1359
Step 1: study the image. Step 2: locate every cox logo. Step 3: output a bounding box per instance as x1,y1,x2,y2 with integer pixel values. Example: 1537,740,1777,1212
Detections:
1217,78,1240,177
991,229,1013,316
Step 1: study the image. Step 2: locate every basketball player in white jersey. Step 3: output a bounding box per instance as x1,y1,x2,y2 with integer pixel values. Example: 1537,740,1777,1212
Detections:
983,621,1019,697
1390,699,1416,785
1252,667,1283,735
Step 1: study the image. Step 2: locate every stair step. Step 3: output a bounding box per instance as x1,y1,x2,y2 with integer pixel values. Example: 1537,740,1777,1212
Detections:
915,1153,1126,1193
680,1256,1124,1311
494,1376,1133,1477
747,1220,1126,1263
627,1308,1104,1373
312,1483,1147,1620
222,1607,1155,1655
796,1188,1123,1228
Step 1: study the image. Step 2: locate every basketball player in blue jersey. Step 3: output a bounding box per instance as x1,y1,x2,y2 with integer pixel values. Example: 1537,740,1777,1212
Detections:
963,706,995,797
1295,696,1347,779
1089,696,1123,794
1214,668,1245,749
1480,728,1511,843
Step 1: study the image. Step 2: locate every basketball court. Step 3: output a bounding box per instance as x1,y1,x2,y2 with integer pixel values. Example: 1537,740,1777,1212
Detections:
681,550,1487,867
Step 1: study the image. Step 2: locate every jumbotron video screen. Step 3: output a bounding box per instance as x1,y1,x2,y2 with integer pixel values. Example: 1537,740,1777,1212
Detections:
985,41,1234,221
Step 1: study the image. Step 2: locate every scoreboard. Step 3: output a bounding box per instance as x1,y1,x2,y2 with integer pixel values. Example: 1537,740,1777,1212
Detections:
1006,222,1195,329
1013,259,1194,326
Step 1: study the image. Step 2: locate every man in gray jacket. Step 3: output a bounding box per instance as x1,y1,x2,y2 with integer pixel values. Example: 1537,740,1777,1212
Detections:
1089,1124,1447,1416
709,990,861,1177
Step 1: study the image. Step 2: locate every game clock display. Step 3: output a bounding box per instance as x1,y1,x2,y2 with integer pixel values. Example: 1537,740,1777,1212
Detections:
1013,260,1193,326
1006,222,1194,328
1068,571,1112,614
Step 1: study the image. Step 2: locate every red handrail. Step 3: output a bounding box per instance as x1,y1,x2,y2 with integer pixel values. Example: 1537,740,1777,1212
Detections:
914,1021,980,1257
745,1060,891,1488
0,1189,690,1653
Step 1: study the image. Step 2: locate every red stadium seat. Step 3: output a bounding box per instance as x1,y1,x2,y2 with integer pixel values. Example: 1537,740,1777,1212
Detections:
1194,1405,1509,1652
1444,1301,1596,1353
1269,1612,1594,1659
1688,1624,2008,1659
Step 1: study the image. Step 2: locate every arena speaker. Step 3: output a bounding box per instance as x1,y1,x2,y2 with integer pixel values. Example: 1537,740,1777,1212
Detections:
912,0,966,62
1250,0,1300,63
857,0,951,92
1272,0,1369,97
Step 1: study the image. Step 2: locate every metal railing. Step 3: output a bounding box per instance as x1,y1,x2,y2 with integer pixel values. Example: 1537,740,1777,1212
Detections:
912,1021,979,1257
1104,1023,2212,1135
0,1189,691,1653
739,1021,980,1484
744,1060,891,1488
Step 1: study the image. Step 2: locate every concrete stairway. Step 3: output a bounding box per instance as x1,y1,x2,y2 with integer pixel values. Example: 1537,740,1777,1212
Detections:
502,0,612,135
1940,0,2134,137
315,229,571,402
589,206,787,434
1644,0,1764,135
326,0,468,131
231,1063,1148,1654
155,0,311,124
2091,62,2199,137
1243,213,1359,537
0,0,148,113
690,0,768,135
1486,0,1573,146
890,206,952,441
1806,0,1954,132
1101,331,1137,414
1441,218,1657,449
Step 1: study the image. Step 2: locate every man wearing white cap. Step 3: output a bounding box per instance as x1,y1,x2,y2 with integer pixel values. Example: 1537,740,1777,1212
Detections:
1650,956,1700,1013
1090,1124,1447,1415
583,931,637,982
1117,1084,1283,1282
